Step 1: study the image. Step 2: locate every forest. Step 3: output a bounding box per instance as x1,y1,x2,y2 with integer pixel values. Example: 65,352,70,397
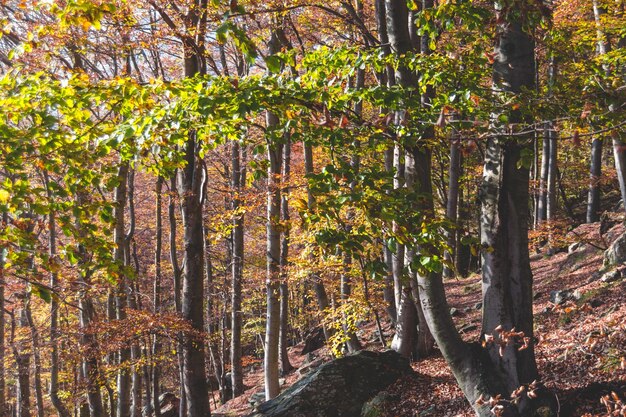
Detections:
0,0,625,416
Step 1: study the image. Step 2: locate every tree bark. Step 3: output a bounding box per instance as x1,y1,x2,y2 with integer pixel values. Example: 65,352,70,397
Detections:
76,192,105,417
386,0,435,358
264,109,282,400
115,162,131,417
153,177,163,417
443,116,461,278
264,30,283,400
24,295,44,417
390,288,417,358
12,309,30,417
279,137,294,374
231,140,245,397
586,137,603,223
0,214,5,417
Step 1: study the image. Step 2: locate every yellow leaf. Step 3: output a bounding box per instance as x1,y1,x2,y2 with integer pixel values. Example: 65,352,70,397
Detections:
0,189,9,203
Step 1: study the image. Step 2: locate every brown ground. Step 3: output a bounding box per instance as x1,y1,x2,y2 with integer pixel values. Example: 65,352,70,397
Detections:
215,221,626,417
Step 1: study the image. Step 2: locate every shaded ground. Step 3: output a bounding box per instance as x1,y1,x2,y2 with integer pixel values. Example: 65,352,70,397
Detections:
215,220,626,417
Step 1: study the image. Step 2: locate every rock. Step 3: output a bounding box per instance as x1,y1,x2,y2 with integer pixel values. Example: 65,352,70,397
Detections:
590,298,604,308
301,326,326,355
450,307,461,317
297,357,324,376
604,232,626,267
474,302,483,310
600,269,621,283
533,291,543,300
361,391,398,417
142,392,179,417
549,290,572,305
419,405,436,416
459,323,477,333
568,242,585,254
249,391,266,408
248,350,413,417
573,289,583,300
279,378,286,386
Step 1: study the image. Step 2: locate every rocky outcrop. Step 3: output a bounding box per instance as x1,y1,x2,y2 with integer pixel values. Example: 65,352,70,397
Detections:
604,232,626,267
248,350,413,417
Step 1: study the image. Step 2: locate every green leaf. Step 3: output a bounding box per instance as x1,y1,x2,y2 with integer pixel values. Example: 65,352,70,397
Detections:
29,283,52,304
265,55,282,74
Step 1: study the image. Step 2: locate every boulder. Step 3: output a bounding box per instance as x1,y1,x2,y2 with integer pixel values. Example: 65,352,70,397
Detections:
600,269,621,283
249,391,266,408
549,290,572,305
361,391,398,417
604,232,626,267
248,350,413,417
142,392,179,417
301,326,326,355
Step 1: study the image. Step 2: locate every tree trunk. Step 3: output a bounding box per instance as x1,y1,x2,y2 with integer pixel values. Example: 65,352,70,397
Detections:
231,140,245,397
586,138,603,223
115,162,131,417
390,288,417,358
177,5,211,415
264,110,282,400
376,0,398,324
0,214,5,417
391,144,405,315
24,295,44,417
537,134,549,224
546,58,558,221
45,192,71,417
153,177,163,417
480,10,547,414
12,310,30,417
592,0,626,215
168,175,186,417
75,193,105,417
264,29,283,399
279,137,294,374
443,116,461,278
383,149,398,323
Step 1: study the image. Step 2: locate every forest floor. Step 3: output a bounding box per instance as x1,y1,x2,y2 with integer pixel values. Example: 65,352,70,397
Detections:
214,219,626,417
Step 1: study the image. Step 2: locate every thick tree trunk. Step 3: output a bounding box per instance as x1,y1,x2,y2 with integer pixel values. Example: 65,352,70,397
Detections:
279,138,294,374
480,12,548,414
390,288,417,358
386,0,435,358
231,140,245,397
177,6,211,415
179,129,210,417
